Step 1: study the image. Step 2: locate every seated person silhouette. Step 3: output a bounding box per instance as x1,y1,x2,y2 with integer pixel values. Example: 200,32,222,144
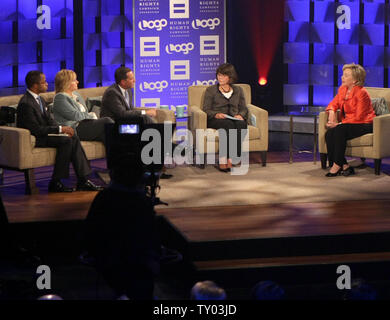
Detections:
83,155,161,300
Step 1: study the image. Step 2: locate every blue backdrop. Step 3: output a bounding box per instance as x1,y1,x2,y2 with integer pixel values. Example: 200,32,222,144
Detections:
0,0,73,96
133,0,226,112
284,0,390,109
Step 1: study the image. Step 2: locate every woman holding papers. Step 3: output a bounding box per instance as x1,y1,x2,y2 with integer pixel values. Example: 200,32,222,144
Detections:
203,63,249,172
324,63,375,177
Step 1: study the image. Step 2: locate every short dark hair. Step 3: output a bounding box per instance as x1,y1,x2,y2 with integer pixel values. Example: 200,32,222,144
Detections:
25,71,44,89
115,66,132,84
216,63,238,84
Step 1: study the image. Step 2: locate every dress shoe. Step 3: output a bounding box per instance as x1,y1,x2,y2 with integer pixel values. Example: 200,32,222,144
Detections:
160,173,173,179
325,168,342,177
342,166,355,177
48,180,74,193
218,163,230,172
76,180,104,191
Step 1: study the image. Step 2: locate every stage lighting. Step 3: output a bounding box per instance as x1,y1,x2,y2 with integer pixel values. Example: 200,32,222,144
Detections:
258,77,267,86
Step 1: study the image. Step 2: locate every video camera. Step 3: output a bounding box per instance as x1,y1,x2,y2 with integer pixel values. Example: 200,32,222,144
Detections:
105,119,175,172
104,119,175,205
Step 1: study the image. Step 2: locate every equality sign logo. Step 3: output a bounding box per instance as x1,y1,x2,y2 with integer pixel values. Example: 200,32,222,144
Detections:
140,37,160,57
192,18,221,30
170,0,189,19
138,19,168,31
200,36,220,55
170,60,190,80
166,42,195,55
140,81,169,93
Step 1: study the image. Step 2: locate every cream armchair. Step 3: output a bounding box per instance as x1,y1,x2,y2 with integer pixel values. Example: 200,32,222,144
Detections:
187,84,268,166
319,87,390,175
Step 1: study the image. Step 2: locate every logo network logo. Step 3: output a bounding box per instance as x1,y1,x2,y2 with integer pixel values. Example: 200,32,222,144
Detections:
166,42,194,55
170,60,190,80
192,18,221,30
140,37,160,57
200,36,220,55
170,0,189,19
140,98,161,108
138,19,168,31
192,79,217,86
140,81,168,93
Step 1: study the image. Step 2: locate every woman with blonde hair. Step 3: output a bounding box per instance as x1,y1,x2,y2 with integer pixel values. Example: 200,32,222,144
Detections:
53,69,113,145
324,63,376,177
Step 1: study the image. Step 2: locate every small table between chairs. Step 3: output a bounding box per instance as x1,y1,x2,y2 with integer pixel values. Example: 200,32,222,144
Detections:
289,113,319,164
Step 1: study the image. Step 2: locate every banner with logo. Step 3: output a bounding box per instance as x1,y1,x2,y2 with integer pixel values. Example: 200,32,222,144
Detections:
133,0,226,113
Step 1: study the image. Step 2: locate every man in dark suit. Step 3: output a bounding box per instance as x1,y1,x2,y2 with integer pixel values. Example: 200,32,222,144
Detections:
101,66,173,179
17,70,104,193
101,66,157,122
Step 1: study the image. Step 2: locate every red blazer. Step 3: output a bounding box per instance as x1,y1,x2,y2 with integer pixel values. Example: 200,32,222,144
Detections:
326,85,376,124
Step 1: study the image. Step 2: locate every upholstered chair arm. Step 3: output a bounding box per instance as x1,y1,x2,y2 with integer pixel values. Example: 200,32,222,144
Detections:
188,105,207,130
373,113,390,158
318,111,328,154
0,126,35,169
248,104,268,150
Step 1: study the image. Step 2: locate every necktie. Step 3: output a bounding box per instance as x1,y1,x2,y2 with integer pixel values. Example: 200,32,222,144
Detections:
124,90,130,109
37,96,44,114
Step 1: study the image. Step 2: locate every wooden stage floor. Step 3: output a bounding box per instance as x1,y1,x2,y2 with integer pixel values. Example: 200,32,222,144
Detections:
2,152,390,298
2,153,390,236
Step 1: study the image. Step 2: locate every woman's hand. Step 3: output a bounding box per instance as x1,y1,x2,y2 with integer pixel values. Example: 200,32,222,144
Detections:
234,115,244,121
326,121,339,129
326,110,339,128
88,112,98,119
215,113,226,119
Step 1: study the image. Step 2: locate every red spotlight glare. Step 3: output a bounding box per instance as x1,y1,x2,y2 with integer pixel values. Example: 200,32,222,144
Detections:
258,77,267,86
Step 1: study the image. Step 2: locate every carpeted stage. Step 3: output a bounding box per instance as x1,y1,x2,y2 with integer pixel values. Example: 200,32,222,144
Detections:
2,154,390,299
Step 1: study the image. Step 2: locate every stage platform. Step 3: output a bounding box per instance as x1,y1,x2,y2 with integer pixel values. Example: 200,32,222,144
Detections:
2,155,390,299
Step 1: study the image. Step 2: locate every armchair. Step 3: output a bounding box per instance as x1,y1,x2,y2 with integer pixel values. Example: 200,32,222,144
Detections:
318,87,390,175
187,84,268,166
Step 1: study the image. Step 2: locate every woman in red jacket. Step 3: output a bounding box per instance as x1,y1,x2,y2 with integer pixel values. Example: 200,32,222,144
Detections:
325,63,376,177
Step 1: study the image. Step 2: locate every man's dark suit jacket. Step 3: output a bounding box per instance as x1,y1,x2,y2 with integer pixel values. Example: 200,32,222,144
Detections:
17,92,60,146
101,84,142,121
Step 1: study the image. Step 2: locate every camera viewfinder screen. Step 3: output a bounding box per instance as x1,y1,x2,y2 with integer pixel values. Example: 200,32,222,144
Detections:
119,124,140,134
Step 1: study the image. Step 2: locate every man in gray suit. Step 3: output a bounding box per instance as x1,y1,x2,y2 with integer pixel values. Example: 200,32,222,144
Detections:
101,66,156,123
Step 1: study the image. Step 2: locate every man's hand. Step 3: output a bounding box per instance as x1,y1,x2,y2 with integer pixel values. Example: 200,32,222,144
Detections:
62,126,74,137
215,113,226,119
146,109,157,117
234,115,244,121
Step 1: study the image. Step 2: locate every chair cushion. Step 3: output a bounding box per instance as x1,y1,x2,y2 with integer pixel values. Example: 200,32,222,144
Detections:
347,133,373,147
371,97,390,116
80,141,106,159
